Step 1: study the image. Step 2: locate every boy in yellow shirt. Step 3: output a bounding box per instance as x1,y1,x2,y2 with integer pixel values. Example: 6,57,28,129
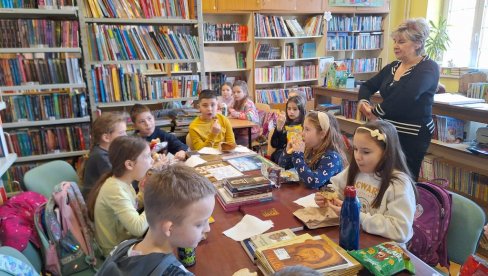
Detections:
189,90,236,150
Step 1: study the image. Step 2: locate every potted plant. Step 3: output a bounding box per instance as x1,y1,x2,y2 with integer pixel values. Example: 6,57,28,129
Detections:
425,18,451,63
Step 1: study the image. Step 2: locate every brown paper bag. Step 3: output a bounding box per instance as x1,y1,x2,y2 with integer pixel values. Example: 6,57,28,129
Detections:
293,207,339,229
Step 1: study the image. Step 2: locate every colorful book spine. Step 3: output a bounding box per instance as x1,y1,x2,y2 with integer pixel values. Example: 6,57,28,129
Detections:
256,86,312,104
83,0,192,19
254,64,318,84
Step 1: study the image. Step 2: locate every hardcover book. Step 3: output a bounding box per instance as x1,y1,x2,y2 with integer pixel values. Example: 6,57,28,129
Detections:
225,175,271,191
226,155,264,172
240,201,304,232
250,229,296,248
260,238,349,273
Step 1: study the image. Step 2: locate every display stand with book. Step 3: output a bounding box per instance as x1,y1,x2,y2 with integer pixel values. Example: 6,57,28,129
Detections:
0,5,91,190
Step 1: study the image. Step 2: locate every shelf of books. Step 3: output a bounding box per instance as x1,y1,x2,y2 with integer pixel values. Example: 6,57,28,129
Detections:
252,13,324,105
325,13,389,81
313,86,488,209
202,13,252,91
78,0,206,116
0,3,92,193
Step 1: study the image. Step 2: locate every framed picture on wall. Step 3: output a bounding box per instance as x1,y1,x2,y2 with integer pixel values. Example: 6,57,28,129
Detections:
328,0,384,7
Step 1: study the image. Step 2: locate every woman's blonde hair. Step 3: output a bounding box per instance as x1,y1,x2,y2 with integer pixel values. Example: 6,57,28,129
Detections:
391,18,430,55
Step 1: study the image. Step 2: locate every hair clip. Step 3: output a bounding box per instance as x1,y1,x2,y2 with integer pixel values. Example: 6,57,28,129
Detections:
357,127,387,142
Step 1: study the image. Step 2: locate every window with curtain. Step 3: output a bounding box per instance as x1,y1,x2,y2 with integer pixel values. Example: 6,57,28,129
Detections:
442,0,488,68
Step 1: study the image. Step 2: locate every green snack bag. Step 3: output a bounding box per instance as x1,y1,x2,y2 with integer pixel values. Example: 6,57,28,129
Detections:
349,242,415,276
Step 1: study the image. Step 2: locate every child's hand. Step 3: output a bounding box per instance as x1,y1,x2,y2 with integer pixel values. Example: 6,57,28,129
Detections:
328,198,343,215
174,150,187,161
286,140,294,154
211,119,222,134
484,224,488,239
152,154,169,170
314,192,327,207
276,112,286,131
315,192,343,215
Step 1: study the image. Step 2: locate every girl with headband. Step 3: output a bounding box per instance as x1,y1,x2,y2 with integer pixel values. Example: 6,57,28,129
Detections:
281,111,348,189
315,120,418,243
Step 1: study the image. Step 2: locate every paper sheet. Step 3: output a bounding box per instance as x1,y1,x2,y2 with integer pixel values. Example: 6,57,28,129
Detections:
231,145,253,153
223,214,274,241
198,147,222,155
184,155,207,168
293,193,319,208
206,165,243,180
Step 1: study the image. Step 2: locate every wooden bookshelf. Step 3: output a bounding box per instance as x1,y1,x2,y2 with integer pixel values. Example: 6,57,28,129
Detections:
0,83,86,92
0,153,17,177
202,12,253,91
325,11,389,79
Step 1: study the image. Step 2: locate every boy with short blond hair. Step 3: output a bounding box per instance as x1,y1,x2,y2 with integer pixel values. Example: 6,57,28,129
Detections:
130,104,188,160
188,89,236,150
97,165,216,275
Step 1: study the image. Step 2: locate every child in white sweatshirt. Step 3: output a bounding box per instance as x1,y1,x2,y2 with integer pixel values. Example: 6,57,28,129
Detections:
315,120,417,243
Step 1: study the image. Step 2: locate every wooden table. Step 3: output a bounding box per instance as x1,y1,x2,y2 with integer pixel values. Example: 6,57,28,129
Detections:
188,182,442,276
229,118,258,149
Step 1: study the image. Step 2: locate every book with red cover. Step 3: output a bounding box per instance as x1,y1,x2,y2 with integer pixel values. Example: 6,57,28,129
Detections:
240,201,304,232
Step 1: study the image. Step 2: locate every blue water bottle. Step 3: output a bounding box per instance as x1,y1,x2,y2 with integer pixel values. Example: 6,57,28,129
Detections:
339,186,361,250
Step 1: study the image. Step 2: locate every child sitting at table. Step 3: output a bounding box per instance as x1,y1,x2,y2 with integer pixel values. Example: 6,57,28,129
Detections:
81,112,127,198
130,104,188,161
218,82,234,112
270,95,306,167
281,111,347,189
87,136,153,256
228,80,260,146
96,165,216,275
315,120,417,243
189,89,236,150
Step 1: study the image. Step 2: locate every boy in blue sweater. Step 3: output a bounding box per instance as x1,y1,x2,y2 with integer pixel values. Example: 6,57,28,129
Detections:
130,104,188,161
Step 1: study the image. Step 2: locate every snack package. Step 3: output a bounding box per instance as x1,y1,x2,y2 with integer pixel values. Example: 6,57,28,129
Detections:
460,254,488,276
349,242,415,276
149,138,168,153
319,186,338,200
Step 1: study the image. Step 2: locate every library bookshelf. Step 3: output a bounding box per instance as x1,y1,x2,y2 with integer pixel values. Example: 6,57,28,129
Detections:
0,7,90,193
252,12,325,106
313,86,488,209
202,12,254,92
78,0,206,117
324,10,390,82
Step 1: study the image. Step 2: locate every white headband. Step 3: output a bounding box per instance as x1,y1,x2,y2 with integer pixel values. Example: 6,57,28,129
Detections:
357,127,387,142
317,112,330,132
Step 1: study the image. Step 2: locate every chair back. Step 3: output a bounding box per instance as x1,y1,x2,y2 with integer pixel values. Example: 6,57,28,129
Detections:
24,160,79,198
0,246,37,275
447,192,486,264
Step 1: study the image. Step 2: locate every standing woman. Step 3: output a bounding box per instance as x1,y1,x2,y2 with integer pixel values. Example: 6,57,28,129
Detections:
357,18,439,180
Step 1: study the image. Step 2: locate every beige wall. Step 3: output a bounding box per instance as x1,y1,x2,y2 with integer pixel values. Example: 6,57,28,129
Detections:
388,0,459,91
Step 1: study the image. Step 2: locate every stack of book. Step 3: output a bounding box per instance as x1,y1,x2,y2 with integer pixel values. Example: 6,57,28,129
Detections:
251,233,361,275
216,175,273,212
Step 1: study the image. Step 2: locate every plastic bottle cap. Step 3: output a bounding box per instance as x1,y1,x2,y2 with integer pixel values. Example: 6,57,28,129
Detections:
344,186,357,197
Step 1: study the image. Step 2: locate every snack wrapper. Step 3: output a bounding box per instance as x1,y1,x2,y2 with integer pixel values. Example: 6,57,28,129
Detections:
149,138,168,153
349,242,415,276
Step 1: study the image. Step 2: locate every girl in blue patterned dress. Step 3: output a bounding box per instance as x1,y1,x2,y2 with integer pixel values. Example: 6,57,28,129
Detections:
280,111,348,189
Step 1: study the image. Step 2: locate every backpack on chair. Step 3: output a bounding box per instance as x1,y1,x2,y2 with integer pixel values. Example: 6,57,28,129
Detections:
407,181,452,268
34,181,103,275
